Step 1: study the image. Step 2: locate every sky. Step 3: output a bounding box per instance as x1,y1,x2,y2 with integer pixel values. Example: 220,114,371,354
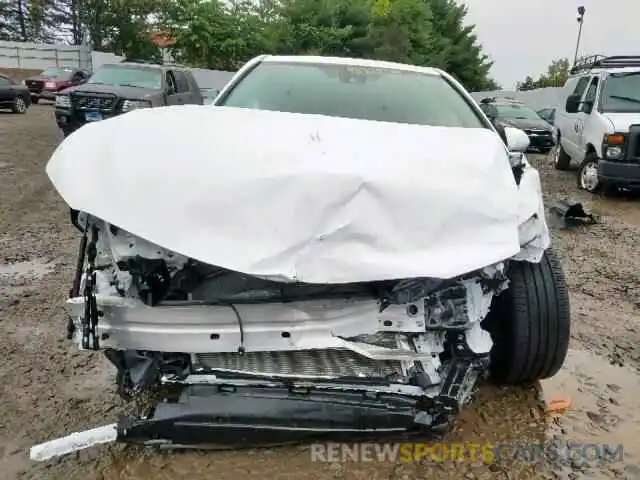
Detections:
461,0,640,90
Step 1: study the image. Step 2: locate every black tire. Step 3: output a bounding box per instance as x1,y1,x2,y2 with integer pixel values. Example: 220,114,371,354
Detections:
31,96,39,104
553,141,571,170
483,248,571,384
11,95,27,114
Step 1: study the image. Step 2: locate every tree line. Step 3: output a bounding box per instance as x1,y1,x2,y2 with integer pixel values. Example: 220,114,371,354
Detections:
516,58,571,91
0,0,500,91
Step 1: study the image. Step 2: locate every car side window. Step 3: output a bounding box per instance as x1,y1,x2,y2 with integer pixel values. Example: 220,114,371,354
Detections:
572,76,590,98
165,71,178,95
0,76,12,86
172,70,190,93
583,77,599,103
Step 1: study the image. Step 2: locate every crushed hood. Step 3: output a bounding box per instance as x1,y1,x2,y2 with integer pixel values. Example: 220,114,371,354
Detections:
46,105,524,283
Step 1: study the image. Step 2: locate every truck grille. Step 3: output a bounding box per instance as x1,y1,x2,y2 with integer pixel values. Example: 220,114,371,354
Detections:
70,93,117,111
196,349,403,379
25,80,44,92
628,125,640,161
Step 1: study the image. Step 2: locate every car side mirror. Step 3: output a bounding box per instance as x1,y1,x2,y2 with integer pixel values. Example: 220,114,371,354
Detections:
503,127,530,153
565,94,581,113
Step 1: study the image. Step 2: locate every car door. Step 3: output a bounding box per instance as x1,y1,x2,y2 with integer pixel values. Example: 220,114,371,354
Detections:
562,75,591,157
171,69,193,104
164,70,182,106
0,75,14,103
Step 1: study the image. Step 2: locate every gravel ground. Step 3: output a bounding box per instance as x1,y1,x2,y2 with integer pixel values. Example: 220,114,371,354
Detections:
0,105,638,480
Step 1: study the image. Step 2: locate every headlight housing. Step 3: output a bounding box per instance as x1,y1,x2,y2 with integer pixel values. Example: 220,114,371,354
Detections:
602,133,626,160
605,146,623,159
121,100,151,112
55,95,70,108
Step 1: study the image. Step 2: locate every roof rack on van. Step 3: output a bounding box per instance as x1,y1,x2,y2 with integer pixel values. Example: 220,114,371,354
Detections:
570,55,640,74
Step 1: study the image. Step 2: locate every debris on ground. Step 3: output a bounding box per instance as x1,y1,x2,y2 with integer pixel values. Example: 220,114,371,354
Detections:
544,397,572,414
547,200,598,228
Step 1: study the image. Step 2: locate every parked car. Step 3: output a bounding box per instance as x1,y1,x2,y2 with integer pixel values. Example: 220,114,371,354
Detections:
24,67,89,103
35,55,569,459
54,61,203,137
554,54,640,194
479,97,556,153
0,74,31,113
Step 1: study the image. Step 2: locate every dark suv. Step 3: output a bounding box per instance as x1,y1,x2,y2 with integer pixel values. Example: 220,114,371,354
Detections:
54,62,204,137
24,67,89,103
479,98,556,153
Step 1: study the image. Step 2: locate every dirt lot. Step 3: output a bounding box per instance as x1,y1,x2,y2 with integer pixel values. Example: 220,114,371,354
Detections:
1,105,639,480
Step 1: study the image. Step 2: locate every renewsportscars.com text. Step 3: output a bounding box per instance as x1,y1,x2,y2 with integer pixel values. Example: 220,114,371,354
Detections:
310,442,624,464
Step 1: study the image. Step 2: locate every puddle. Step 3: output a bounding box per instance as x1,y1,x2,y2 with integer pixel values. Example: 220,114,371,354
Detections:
0,259,56,295
540,349,640,477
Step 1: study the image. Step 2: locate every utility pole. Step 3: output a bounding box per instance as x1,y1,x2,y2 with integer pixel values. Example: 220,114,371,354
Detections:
573,6,586,66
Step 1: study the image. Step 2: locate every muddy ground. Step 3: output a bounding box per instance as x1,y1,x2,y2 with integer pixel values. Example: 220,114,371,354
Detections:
0,105,639,479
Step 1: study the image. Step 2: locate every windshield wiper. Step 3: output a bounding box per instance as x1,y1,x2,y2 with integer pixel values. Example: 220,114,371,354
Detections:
609,95,640,104
116,83,149,89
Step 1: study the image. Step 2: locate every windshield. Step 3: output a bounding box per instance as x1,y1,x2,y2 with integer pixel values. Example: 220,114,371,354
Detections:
218,61,486,128
40,67,74,79
87,66,162,89
496,105,541,120
600,72,640,113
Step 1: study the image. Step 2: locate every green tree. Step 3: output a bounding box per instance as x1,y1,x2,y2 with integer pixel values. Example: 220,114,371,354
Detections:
517,75,536,91
162,0,499,91
426,0,495,90
518,58,570,90
163,0,269,70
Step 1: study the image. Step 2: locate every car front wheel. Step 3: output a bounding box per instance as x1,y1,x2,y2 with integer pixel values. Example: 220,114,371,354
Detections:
483,248,571,384
12,96,27,114
577,152,602,193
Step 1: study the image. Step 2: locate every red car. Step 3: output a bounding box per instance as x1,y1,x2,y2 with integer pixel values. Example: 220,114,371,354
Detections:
24,67,89,103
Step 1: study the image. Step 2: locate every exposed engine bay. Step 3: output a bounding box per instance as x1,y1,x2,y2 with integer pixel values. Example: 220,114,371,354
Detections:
59,210,522,448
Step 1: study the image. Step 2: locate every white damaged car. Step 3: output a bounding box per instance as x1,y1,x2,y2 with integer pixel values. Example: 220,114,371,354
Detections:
37,55,570,457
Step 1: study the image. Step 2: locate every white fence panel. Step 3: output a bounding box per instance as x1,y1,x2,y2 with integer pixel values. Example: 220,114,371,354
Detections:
0,40,90,70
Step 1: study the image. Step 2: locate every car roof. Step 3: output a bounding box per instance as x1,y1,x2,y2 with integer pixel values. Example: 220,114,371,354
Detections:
260,55,443,76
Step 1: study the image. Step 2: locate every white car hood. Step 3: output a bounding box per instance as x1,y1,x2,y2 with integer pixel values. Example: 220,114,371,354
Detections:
47,105,526,283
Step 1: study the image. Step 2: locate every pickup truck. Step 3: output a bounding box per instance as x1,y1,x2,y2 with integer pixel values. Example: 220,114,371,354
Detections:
54,61,203,137
24,67,89,103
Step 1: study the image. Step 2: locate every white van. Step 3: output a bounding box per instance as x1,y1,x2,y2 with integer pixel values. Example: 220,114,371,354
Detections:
554,55,640,194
